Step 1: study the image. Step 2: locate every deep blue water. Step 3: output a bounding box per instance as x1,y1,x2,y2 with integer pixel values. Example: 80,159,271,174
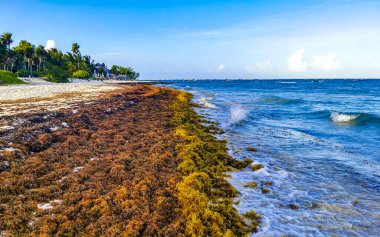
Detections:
161,79,380,237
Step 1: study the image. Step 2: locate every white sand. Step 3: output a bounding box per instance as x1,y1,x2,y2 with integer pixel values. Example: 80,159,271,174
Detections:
0,78,120,101
0,78,125,117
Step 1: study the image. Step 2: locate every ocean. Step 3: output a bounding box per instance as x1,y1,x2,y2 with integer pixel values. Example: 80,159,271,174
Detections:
161,79,380,237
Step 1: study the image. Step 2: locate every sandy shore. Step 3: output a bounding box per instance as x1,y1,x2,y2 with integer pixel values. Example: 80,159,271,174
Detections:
0,79,129,101
0,79,127,117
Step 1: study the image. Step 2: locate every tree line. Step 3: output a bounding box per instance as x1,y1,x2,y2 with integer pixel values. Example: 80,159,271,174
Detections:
0,32,139,82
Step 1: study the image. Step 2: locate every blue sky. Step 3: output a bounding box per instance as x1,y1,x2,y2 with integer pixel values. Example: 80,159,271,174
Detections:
1,0,380,79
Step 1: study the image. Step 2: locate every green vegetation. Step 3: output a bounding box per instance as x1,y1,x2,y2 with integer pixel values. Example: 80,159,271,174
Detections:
171,90,259,236
0,32,139,83
43,65,70,83
0,70,26,85
110,65,140,80
72,70,90,79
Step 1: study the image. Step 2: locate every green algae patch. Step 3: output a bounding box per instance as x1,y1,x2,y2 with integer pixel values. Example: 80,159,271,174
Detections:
170,90,258,236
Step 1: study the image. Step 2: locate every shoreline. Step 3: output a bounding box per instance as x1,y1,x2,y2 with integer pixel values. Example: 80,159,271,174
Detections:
0,84,258,236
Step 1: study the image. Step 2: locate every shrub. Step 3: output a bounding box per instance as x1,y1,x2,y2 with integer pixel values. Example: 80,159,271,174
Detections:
43,65,70,83
34,70,45,77
0,70,26,85
72,70,90,79
15,69,29,78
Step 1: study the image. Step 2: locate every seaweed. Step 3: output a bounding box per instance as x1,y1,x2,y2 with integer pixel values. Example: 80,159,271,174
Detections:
0,85,260,236
171,90,258,236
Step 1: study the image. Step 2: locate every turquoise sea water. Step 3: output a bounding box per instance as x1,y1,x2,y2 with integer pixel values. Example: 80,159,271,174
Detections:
162,80,380,237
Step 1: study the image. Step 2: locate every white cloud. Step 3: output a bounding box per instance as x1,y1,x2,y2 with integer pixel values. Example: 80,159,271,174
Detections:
288,49,341,72
45,40,56,50
288,49,308,72
217,64,225,72
313,54,341,71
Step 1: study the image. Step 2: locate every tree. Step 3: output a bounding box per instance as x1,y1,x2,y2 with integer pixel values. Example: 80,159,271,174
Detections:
0,33,139,81
111,65,119,75
71,43,80,70
0,32,13,49
0,33,14,71
35,45,46,72
15,40,34,75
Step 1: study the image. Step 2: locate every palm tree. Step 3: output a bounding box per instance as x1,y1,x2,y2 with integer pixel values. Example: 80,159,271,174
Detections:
26,46,35,76
0,32,13,49
71,43,80,70
15,40,35,76
35,45,45,72
1,33,14,71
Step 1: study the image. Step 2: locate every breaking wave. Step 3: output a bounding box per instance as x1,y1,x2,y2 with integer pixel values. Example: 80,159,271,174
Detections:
198,97,217,109
330,112,359,123
229,105,249,124
329,111,380,125
305,110,380,126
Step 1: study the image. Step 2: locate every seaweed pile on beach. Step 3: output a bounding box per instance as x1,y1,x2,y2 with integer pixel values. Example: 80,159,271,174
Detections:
0,85,256,236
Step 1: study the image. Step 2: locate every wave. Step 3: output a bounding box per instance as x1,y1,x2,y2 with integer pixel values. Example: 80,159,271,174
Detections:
278,81,296,84
330,112,359,123
330,111,380,126
304,110,380,126
229,105,248,124
198,97,217,109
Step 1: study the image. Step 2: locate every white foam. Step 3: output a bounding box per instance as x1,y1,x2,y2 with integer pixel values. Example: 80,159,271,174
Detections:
198,97,217,109
229,105,248,124
253,168,271,177
274,170,289,179
330,112,359,123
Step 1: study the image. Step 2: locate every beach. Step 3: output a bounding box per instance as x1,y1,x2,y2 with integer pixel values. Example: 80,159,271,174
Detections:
0,82,256,236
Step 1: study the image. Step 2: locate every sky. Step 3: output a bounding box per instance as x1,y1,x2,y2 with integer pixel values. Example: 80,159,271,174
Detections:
1,0,380,79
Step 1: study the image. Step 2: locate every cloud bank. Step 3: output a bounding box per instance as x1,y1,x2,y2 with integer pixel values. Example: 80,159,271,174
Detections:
288,49,341,72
